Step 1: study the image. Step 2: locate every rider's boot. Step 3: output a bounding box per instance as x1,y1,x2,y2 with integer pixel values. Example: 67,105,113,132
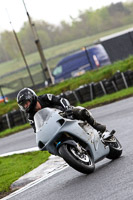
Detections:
102,130,116,140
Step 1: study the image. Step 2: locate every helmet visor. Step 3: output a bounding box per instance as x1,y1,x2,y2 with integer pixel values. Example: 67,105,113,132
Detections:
18,100,31,112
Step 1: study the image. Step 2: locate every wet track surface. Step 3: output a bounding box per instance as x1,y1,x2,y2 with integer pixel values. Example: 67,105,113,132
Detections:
0,128,36,155
2,97,133,200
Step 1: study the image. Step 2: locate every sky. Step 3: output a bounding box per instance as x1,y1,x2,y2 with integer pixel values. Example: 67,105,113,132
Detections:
0,0,129,32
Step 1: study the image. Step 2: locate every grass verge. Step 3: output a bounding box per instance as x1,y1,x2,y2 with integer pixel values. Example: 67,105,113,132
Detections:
0,151,50,198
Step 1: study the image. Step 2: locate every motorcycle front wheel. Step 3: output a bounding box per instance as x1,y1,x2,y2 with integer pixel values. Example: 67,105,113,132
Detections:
58,143,95,174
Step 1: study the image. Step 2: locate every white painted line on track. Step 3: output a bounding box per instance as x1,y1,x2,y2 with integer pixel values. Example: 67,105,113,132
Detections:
0,147,39,157
2,164,68,200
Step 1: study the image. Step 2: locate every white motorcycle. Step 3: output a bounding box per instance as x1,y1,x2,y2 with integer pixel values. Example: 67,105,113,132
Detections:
34,108,122,174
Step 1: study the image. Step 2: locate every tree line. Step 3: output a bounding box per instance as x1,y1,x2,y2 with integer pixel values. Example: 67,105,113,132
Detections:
0,1,133,63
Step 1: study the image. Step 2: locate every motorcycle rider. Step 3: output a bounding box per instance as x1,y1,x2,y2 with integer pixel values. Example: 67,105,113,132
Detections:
17,88,111,139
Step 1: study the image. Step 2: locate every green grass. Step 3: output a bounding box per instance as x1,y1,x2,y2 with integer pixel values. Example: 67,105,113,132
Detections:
0,151,50,195
0,100,19,116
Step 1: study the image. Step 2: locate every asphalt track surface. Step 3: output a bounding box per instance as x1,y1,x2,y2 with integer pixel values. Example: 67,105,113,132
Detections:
2,97,133,200
0,128,36,155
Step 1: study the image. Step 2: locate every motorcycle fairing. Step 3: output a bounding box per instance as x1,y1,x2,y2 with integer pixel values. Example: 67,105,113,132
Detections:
34,108,109,162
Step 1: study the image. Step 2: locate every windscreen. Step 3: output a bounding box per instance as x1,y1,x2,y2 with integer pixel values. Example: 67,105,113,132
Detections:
34,108,52,132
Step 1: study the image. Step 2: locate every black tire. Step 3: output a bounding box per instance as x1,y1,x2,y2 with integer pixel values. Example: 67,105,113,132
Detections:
106,137,122,160
58,143,95,174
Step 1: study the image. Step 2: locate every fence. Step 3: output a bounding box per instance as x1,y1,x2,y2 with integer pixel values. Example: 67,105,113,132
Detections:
0,62,47,99
0,69,133,132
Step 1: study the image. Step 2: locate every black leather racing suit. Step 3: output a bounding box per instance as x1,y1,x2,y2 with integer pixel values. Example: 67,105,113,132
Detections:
27,94,70,132
27,94,106,133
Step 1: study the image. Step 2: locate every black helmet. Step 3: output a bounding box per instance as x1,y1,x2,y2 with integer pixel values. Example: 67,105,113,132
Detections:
17,88,37,112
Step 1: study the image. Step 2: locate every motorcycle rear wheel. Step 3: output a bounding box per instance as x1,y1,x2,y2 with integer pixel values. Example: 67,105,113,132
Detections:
106,136,122,159
59,143,95,174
